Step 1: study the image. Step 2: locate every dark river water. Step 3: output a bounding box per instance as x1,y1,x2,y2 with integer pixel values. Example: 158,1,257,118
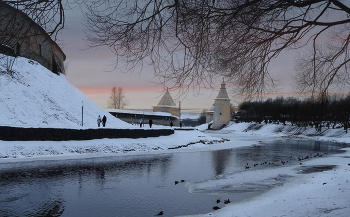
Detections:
0,138,347,217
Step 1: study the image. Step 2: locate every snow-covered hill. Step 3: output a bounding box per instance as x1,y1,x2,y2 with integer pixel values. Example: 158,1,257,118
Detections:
0,55,133,129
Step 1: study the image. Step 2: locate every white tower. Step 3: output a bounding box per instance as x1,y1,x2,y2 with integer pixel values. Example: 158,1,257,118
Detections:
212,79,231,129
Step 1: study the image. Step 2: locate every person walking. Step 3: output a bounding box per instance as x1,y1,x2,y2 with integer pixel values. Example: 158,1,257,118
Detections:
97,115,102,127
170,120,173,128
102,115,107,127
139,119,143,128
149,119,153,128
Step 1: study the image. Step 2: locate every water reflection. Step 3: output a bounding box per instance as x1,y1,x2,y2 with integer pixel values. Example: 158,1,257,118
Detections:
0,139,347,217
211,149,233,176
0,155,173,217
0,155,173,184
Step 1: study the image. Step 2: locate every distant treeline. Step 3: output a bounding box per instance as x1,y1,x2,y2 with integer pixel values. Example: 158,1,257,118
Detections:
236,95,350,133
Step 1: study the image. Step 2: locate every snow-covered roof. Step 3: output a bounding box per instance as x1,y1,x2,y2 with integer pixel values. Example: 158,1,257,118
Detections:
157,90,177,107
107,109,178,118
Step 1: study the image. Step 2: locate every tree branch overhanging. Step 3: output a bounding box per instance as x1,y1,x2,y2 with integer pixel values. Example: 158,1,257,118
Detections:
81,0,350,98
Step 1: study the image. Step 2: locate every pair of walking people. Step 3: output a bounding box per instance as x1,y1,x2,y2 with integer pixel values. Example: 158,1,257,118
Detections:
139,119,153,128
97,115,107,127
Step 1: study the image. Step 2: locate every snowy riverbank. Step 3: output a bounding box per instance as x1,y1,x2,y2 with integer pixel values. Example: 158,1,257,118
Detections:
184,146,350,217
180,123,350,217
0,130,227,160
202,121,350,144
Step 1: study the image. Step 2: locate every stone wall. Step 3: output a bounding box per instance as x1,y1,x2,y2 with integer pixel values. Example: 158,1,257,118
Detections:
109,111,180,127
0,2,65,74
0,126,174,141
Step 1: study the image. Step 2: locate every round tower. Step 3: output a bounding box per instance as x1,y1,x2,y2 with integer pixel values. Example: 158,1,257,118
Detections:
212,79,231,129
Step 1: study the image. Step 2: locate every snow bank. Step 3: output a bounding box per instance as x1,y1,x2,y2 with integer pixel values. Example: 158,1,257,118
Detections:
0,130,226,160
202,122,350,144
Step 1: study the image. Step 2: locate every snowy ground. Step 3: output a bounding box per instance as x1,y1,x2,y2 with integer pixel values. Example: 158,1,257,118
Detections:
1,55,350,217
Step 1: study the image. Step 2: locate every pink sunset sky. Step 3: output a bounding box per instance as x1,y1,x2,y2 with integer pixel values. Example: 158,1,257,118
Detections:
57,4,302,114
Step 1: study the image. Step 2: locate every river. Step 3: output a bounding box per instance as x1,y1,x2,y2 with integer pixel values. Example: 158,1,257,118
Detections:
0,133,347,217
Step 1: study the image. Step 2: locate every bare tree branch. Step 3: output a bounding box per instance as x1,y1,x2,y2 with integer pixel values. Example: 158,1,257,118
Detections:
1,0,67,42
83,0,350,98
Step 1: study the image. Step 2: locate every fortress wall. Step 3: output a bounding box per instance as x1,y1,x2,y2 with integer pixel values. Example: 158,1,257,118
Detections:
0,2,65,74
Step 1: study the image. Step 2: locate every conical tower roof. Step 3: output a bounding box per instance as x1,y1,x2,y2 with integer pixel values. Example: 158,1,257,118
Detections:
157,89,176,107
216,79,229,99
